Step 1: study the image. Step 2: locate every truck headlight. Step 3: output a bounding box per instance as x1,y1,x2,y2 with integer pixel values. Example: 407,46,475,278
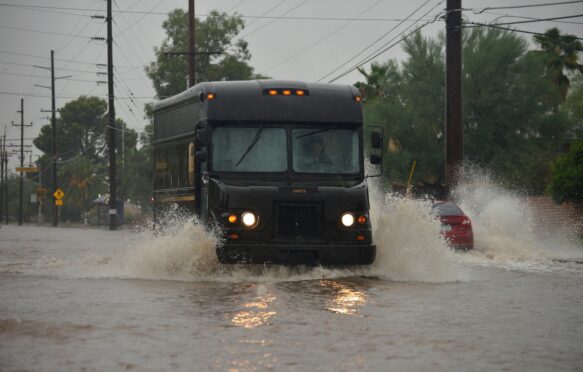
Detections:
341,213,355,227
242,212,257,227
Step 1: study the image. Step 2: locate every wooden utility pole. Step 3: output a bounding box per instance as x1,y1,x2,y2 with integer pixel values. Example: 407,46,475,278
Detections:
50,50,59,226
3,128,7,224
18,99,24,225
15,99,33,225
188,0,196,87
0,136,3,223
107,0,117,230
445,0,463,186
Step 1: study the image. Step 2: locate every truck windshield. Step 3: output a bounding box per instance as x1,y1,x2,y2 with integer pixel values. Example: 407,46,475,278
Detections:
292,128,360,174
212,127,287,172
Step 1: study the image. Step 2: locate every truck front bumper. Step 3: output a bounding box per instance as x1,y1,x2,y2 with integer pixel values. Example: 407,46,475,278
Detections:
217,243,376,265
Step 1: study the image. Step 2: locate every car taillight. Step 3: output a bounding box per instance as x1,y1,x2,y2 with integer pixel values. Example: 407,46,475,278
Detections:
461,217,471,225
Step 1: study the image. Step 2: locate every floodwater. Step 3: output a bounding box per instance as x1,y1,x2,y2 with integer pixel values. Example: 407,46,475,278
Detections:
1,178,583,371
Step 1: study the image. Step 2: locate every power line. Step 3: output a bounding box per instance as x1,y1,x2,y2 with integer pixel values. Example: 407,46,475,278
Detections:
318,0,439,83
0,24,94,39
462,21,583,40
0,3,444,22
466,0,583,14
0,49,141,68
325,5,444,83
240,0,310,39
0,91,154,99
491,14,583,26
480,10,583,25
0,70,98,83
244,0,285,29
261,0,384,74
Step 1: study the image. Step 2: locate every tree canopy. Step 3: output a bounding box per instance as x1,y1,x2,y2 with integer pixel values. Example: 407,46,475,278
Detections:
359,27,581,194
145,9,266,99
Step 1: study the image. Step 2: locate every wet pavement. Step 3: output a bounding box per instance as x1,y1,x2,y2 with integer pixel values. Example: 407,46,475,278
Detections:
1,222,582,371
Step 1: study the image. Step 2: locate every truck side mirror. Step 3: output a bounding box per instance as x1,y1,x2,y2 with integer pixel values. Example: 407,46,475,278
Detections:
366,126,383,178
370,154,382,165
371,131,382,149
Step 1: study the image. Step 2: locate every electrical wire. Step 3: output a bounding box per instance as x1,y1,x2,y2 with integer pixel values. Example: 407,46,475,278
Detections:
319,0,444,83
240,0,310,39
317,0,440,83
261,0,384,75
467,0,583,14
462,21,583,40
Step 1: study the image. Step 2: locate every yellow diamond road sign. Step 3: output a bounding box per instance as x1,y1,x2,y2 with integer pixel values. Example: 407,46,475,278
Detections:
53,188,64,200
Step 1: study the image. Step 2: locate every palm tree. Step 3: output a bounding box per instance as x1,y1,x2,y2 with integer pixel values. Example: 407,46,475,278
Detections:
534,28,583,101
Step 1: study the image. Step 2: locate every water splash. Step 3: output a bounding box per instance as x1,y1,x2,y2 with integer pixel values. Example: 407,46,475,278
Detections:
368,187,466,282
452,167,583,265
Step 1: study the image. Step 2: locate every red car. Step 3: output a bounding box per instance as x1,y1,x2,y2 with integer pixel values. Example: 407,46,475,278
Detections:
432,201,474,250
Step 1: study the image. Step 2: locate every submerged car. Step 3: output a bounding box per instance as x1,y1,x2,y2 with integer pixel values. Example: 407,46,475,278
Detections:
432,201,474,250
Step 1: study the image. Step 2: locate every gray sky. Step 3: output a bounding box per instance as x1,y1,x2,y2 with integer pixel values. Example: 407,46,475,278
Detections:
0,0,582,170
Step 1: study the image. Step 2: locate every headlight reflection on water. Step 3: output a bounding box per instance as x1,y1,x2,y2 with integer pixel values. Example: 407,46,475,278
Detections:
321,280,368,316
230,285,277,329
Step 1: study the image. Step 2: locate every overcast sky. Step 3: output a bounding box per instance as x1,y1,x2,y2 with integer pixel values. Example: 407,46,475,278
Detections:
0,0,582,170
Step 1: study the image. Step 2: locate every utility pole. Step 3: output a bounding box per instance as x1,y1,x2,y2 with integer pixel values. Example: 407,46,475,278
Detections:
445,0,463,187
15,99,32,225
188,0,196,87
3,129,8,224
107,0,117,230
0,136,3,223
36,51,70,227
51,50,59,226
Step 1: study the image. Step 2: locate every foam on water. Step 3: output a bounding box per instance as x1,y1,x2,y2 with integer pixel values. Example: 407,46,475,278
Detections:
368,189,466,282
120,187,465,283
452,168,583,267
4,167,581,282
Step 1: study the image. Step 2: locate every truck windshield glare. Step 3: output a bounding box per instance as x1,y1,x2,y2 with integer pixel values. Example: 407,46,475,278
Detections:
292,128,360,174
212,127,287,172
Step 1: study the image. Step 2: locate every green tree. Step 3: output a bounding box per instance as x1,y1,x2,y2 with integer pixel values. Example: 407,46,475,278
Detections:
59,157,103,221
534,27,583,101
146,9,265,99
34,96,108,162
361,31,444,187
548,142,583,203
360,27,579,194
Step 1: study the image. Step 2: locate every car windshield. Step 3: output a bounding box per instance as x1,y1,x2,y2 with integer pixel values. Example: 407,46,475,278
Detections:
212,127,287,172
292,128,360,174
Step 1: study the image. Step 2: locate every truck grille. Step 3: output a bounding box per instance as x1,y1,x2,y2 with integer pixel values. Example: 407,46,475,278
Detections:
277,204,321,239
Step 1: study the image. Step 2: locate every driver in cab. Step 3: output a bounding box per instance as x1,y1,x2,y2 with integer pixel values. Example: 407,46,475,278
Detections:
300,135,333,172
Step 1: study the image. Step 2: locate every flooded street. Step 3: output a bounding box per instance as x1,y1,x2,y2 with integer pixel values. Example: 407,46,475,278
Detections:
2,188,583,371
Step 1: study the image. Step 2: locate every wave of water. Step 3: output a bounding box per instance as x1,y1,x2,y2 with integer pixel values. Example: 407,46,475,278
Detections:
452,168,583,267
4,169,581,282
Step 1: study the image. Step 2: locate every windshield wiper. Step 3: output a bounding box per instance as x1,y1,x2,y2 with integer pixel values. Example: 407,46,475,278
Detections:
235,127,265,167
295,126,341,139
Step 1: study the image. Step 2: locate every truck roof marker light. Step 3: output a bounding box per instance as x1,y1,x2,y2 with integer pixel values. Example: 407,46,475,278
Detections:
283,89,292,96
206,93,216,100
268,89,278,96
296,90,305,96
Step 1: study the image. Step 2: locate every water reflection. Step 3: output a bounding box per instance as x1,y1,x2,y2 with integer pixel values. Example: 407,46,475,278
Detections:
275,278,370,316
320,279,368,315
230,284,277,329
